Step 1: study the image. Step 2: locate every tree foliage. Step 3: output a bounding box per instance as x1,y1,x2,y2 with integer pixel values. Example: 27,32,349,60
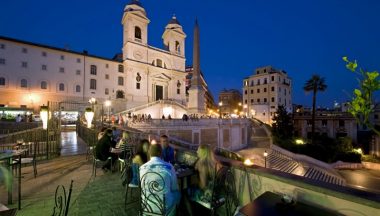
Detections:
343,57,380,135
272,105,293,139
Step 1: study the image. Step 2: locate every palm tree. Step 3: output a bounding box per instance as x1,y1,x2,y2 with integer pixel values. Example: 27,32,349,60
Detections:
303,75,327,144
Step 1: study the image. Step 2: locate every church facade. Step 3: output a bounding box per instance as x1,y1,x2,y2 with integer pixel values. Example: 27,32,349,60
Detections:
0,0,207,117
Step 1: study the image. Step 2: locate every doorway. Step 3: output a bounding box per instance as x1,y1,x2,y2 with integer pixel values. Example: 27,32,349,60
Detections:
155,85,163,101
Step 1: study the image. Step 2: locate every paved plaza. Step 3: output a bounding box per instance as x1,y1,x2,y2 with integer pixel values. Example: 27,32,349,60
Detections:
0,133,138,216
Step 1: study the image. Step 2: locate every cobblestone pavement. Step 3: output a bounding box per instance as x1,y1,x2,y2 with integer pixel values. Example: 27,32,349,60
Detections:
0,154,138,215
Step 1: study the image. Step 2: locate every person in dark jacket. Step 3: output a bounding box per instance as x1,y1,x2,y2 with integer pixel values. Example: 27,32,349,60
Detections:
96,129,117,171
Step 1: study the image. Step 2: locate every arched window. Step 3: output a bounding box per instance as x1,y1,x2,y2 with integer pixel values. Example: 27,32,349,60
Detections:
0,77,5,86
116,90,125,99
156,59,163,68
59,83,65,91
40,81,47,89
118,77,124,86
20,79,27,88
75,85,81,93
175,41,180,53
135,26,142,40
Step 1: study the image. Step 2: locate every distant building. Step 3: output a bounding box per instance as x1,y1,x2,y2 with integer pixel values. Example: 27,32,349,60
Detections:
243,66,292,124
185,66,216,111
218,89,242,116
293,110,357,143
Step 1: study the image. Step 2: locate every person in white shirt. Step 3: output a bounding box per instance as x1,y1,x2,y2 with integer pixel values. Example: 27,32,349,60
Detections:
139,144,180,216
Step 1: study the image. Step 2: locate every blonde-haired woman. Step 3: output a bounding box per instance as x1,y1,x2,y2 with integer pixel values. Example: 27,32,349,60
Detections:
195,144,217,190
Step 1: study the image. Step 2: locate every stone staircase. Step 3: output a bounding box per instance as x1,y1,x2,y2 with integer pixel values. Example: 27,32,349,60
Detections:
267,149,345,186
267,149,299,174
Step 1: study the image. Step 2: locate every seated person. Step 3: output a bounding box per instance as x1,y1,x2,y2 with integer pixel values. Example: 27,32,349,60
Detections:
97,127,107,140
117,131,133,159
95,129,118,171
191,144,218,203
129,139,150,186
160,135,175,163
140,144,180,216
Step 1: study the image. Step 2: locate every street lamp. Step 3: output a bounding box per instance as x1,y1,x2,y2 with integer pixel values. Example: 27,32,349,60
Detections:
40,105,48,130
264,150,268,168
85,107,94,128
105,100,111,123
218,102,223,118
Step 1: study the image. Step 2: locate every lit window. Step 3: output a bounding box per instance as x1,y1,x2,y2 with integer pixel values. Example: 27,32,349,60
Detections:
40,81,47,89
90,65,97,75
90,79,97,90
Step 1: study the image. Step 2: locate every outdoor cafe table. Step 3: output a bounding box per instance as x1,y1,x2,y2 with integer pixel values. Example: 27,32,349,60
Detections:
0,149,27,210
175,164,195,190
238,191,341,216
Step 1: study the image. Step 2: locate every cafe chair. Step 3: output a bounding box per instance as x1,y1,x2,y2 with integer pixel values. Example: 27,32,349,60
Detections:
124,163,140,208
140,171,175,216
12,142,37,178
118,145,134,173
92,147,113,177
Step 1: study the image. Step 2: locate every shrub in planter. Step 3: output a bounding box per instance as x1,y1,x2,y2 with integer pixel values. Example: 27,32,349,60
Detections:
334,151,362,163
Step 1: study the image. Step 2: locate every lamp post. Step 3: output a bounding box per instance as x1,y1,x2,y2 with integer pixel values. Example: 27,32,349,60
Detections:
218,102,223,118
105,100,111,123
84,107,94,129
264,150,268,168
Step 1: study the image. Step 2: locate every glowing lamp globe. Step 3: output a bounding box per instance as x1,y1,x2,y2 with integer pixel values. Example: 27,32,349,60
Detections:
85,107,94,128
40,105,49,130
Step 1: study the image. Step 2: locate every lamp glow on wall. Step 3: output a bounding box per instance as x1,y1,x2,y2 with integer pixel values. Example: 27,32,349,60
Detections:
40,105,48,130
162,106,173,117
85,107,94,128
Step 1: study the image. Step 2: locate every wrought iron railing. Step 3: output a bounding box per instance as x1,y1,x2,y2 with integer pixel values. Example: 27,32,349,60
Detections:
51,180,74,216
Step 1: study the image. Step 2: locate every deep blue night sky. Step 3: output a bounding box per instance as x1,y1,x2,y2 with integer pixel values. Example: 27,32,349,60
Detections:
1,0,380,107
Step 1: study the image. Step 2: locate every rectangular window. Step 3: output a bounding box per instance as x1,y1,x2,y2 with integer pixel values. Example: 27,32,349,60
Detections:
118,64,124,73
264,88,267,93
271,86,275,91
60,55,65,60
105,64,109,68
105,88,109,95
90,79,97,90
59,67,65,73
257,98,261,103
177,88,180,94
244,90,247,95
76,70,81,75
257,89,260,93
77,58,81,63
42,65,47,70
0,44,5,49
42,51,47,57
264,98,267,103
251,99,254,104
105,74,109,79
251,89,253,94
22,48,27,53
22,61,27,68
118,77,124,86
244,99,247,104
271,97,275,102
264,78,267,84
271,76,274,81
136,83,141,89
90,65,97,75
0,58,5,65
